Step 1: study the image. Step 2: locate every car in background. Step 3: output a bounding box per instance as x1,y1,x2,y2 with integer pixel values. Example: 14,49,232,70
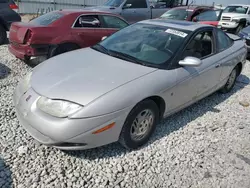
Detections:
219,4,250,34
13,19,246,151
83,0,170,24
0,0,21,44
238,26,250,56
8,10,129,62
193,9,223,27
159,6,215,21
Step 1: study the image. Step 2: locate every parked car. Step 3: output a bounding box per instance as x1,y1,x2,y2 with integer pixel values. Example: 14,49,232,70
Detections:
13,19,247,151
219,4,250,34
159,5,215,21
83,0,170,24
238,26,250,56
0,0,21,44
193,9,223,27
8,10,129,62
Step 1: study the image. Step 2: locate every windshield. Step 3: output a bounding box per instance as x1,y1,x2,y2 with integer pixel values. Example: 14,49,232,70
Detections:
160,8,193,20
104,0,124,7
223,6,248,14
30,12,64,26
93,23,190,66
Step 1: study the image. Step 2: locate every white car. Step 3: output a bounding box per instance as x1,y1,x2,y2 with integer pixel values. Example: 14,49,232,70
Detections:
219,4,250,34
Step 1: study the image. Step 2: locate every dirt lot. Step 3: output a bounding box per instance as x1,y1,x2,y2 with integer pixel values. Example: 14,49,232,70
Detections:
0,44,250,188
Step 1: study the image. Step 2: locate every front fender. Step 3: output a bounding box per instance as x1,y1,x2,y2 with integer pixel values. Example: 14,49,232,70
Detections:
70,69,176,118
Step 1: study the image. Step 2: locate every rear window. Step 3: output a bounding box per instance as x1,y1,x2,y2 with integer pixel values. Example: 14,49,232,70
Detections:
30,12,64,26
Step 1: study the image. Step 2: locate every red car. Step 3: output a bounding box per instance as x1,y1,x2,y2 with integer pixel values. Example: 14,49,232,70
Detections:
159,6,215,21
193,9,223,27
8,10,129,62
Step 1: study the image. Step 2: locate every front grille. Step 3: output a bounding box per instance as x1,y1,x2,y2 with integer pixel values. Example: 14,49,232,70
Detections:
222,16,231,21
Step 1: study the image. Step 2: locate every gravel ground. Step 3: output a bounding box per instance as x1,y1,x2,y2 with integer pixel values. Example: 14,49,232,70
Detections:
0,44,250,188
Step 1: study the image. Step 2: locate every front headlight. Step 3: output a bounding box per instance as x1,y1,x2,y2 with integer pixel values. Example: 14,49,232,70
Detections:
22,72,32,92
232,19,239,23
37,96,82,118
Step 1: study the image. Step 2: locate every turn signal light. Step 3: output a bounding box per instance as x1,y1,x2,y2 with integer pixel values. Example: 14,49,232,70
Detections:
92,122,115,134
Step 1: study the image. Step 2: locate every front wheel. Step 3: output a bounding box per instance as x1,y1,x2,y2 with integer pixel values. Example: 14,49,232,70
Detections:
119,99,159,150
219,67,238,94
0,25,7,45
235,24,244,34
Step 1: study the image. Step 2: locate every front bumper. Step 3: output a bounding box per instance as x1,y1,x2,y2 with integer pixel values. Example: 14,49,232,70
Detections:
8,43,49,60
219,21,239,30
13,82,129,150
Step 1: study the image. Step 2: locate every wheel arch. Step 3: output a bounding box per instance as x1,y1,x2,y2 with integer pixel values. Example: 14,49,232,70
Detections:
236,62,243,76
137,96,166,120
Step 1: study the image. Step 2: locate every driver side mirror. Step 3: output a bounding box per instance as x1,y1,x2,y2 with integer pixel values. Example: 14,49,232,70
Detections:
101,36,107,41
179,57,202,67
122,3,132,9
193,16,198,22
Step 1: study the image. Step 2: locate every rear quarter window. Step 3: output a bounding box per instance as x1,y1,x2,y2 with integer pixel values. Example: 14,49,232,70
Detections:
30,12,64,26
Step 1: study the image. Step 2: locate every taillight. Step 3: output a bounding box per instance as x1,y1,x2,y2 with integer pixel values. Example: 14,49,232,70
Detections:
23,30,33,44
9,4,19,10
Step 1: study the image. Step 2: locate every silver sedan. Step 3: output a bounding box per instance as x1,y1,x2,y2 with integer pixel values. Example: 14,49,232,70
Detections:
13,19,247,150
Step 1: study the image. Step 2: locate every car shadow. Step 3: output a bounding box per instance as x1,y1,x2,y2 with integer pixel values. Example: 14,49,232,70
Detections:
0,157,12,188
0,63,11,79
63,74,250,160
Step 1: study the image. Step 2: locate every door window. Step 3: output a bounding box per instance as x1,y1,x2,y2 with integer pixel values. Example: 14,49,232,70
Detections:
73,15,101,28
102,15,128,29
124,0,147,8
216,29,233,52
182,30,213,59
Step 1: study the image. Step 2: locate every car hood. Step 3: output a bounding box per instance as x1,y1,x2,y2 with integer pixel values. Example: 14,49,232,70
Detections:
221,13,247,19
31,48,157,105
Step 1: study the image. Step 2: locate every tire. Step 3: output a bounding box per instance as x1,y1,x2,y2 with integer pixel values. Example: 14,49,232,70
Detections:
0,25,7,45
47,43,80,58
235,24,244,34
119,99,159,150
219,67,238,94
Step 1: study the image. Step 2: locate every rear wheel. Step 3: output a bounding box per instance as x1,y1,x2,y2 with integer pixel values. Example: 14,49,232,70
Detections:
47,43,80,58
219,67,238,94
0,25,7,45
119,99,159,150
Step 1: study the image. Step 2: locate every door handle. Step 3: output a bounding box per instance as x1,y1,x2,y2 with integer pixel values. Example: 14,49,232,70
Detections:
133,10,136,13
215,64,221,68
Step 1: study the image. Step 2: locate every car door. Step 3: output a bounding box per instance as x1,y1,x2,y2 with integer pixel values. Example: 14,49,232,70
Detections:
165,28,223,112
214,28,235,82
71,15,103,48
121,0,150,24
99,14,129,37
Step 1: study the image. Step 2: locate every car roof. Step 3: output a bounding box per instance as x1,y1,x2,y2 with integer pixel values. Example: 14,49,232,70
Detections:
139,19,213,31
173,5,213,10
57,9,119,15
227,4,250,7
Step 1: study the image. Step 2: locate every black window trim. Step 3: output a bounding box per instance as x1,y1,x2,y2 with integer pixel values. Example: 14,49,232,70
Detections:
168,27,219,70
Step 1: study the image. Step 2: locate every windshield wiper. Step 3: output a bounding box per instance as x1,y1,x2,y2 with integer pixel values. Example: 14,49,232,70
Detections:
108,50,147,66
91,44,111,55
